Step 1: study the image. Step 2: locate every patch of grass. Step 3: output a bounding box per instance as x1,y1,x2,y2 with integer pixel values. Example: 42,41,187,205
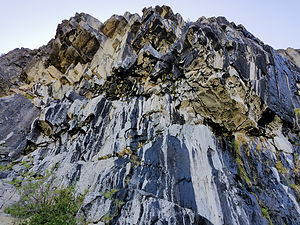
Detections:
289,183,300,190
101,214,114,222
261,207,269,218
0,162,15,171
21,161,31,170
22,93,34,100
0,165,8,171
236,158,251,185
115,199,125,207
261,207,274,225
172,84,177,97
233,139,242,156
117,147,132,157
9,178,23,187
5,172,85,225
254,193,273,225
232,136,251,186
293,153,299,174
98,147,134,160
103,189,119,199
100,192,126,223
276,161,288,174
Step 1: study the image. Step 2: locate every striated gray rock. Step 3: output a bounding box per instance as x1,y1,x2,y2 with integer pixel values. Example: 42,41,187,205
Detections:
0,48,35,96
0,5,300,225
277,48,300,68
0,94,39,162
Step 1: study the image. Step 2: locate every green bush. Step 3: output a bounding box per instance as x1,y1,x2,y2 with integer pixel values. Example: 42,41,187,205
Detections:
5,172,85,225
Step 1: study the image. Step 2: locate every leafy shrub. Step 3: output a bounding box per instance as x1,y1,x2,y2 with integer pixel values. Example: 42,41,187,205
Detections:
5,172,85,225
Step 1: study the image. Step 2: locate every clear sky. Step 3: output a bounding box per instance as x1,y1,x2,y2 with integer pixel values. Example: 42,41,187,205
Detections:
0,0,299,54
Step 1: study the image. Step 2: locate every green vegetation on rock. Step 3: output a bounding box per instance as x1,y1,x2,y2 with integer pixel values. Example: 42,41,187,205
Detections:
232,136,251,186
5,172,85,225
275,160,288,174
103,189,119,199
294,108,300,117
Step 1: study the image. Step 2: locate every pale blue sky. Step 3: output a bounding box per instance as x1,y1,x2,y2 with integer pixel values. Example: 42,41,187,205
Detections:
0,0,299,54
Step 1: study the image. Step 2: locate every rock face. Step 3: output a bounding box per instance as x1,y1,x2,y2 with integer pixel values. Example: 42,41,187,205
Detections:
0,48,35,96
278,48,300,69
0,94,39,162
0,5,300,225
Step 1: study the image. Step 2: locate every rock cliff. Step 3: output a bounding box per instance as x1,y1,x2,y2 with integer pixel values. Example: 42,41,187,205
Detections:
0,5,300,225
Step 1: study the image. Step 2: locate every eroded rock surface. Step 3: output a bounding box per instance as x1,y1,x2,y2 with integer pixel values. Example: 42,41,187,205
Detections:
0,48,35,96
278,48,300,68
0,5,299,225
0,94,39,162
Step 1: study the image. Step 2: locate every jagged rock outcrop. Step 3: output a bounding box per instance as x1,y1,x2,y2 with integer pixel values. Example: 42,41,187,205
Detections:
278,48,300,68
0,94,39,162
0,48,35,96
0,5,299,225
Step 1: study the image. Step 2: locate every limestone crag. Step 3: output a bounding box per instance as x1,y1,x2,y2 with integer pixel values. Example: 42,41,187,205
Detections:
0,5,300,225
0,48,36,96
278,48,300,69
